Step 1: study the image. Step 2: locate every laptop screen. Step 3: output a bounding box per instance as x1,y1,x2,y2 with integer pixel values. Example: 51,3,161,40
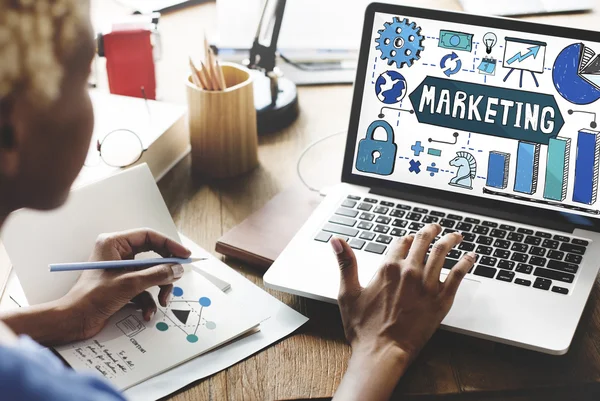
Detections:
349,6,600,220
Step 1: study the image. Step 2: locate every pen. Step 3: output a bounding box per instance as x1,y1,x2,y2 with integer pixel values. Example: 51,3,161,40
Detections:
49,257,206,272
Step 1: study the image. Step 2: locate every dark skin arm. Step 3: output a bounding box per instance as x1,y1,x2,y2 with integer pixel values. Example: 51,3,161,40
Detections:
332,224,476,401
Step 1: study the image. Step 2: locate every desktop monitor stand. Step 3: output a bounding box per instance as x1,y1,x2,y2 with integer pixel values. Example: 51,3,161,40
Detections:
252,70,299,134
246,0,299,134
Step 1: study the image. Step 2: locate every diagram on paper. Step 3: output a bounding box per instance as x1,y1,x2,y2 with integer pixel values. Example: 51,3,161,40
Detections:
155,286,217,343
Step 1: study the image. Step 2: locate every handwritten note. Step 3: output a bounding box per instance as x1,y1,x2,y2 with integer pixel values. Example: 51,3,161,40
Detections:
67,339,136,381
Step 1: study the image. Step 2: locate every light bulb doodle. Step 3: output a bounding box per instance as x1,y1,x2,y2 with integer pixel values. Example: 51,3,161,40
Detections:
483,32,497,54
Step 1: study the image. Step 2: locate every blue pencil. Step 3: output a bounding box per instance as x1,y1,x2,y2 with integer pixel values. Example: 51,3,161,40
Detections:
49,257,206,272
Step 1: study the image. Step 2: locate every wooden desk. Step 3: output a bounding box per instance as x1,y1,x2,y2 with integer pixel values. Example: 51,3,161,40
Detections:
92,1,600,399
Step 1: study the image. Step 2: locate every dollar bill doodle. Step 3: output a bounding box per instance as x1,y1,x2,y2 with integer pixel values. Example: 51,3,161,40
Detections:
439,30,473,52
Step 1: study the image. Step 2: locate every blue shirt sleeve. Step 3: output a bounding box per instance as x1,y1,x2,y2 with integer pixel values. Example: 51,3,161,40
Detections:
0,336,127,401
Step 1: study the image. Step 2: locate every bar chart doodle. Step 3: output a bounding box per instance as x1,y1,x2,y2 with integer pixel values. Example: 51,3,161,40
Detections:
514,142,540,195
573,129,600,205
486,151,510,189
480,130,600,214
543,137,571,201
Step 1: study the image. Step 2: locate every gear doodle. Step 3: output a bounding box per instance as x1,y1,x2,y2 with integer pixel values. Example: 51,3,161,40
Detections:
375,17,425,68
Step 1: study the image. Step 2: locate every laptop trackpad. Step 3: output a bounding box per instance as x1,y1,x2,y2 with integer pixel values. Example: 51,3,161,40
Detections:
443,276,481,324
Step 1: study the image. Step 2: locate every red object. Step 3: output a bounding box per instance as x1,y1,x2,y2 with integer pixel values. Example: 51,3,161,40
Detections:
102,29,156,99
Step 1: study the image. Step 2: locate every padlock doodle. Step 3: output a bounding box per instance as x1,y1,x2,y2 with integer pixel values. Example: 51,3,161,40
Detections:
356,120,397,176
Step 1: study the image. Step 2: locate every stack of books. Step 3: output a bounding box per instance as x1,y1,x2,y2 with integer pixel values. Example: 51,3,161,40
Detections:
76,92,190,187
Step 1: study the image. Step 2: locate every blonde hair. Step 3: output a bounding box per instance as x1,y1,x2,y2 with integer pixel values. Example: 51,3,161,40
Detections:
0,0,90,106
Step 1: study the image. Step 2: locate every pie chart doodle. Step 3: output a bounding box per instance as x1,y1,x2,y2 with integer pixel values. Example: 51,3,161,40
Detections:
553,43,600,105
155,286,217,343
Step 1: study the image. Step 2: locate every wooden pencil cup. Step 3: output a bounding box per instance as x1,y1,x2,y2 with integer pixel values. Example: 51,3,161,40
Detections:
186,63,259,178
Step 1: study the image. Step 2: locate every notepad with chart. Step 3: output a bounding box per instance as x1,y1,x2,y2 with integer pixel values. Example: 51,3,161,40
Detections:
55,269,261,390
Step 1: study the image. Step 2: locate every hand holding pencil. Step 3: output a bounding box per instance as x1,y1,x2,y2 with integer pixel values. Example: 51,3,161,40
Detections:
189,34,227,91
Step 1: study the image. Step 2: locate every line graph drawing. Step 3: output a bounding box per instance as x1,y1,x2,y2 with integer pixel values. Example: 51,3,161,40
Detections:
155,287,217,343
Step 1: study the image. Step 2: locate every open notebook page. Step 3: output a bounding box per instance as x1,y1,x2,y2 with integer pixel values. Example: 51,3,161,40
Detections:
56,269,261,391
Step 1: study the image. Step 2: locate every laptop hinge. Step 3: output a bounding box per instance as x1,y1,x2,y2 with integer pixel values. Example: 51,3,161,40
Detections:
370,187,576,233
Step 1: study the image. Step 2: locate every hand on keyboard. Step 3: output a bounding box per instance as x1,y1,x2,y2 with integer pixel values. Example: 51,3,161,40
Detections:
331,224,476,401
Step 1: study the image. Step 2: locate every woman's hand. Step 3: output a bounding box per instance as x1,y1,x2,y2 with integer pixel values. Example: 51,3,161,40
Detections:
332,224,476,401
0,229,191,346
62,229,191,341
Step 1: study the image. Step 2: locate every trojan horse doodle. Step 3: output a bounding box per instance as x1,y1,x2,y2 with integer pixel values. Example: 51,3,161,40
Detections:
448,151,477,190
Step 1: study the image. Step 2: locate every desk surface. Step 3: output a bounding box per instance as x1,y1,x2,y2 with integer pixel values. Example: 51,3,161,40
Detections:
93,1,600,399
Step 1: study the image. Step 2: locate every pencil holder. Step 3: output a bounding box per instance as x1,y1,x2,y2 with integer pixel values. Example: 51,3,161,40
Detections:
186,62,259,178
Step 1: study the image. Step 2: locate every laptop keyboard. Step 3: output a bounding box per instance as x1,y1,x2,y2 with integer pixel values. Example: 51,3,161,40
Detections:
314,195,591,296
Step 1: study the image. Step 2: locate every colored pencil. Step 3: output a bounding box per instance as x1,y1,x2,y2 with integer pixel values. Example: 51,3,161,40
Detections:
49,257,207,272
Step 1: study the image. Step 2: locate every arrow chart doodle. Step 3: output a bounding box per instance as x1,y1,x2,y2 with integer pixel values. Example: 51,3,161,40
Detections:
507,45,542,64
502,37,547,88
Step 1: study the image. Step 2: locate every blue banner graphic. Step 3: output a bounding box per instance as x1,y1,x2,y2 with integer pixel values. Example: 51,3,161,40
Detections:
408,76,564,145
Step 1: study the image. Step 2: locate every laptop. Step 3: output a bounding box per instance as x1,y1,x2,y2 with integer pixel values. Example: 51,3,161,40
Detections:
264,3,600,355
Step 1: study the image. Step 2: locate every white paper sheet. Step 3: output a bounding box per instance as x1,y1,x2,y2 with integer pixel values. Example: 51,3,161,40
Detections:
216,0,380,51
1,164,227,300
0,163,309,399
56,269,262,391
1,165,181,305
124,234,309,401
0,234,308,400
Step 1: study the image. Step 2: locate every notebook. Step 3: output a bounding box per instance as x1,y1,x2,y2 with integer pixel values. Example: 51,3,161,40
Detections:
76,92,190,188
2,164,185,304
56,269,260,390
1,164,263,391
215,187,322,270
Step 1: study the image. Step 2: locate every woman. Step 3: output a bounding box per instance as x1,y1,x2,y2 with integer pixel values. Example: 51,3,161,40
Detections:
0,1,475,400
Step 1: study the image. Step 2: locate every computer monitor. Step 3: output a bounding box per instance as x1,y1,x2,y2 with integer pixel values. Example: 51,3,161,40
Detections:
343,4,600,228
